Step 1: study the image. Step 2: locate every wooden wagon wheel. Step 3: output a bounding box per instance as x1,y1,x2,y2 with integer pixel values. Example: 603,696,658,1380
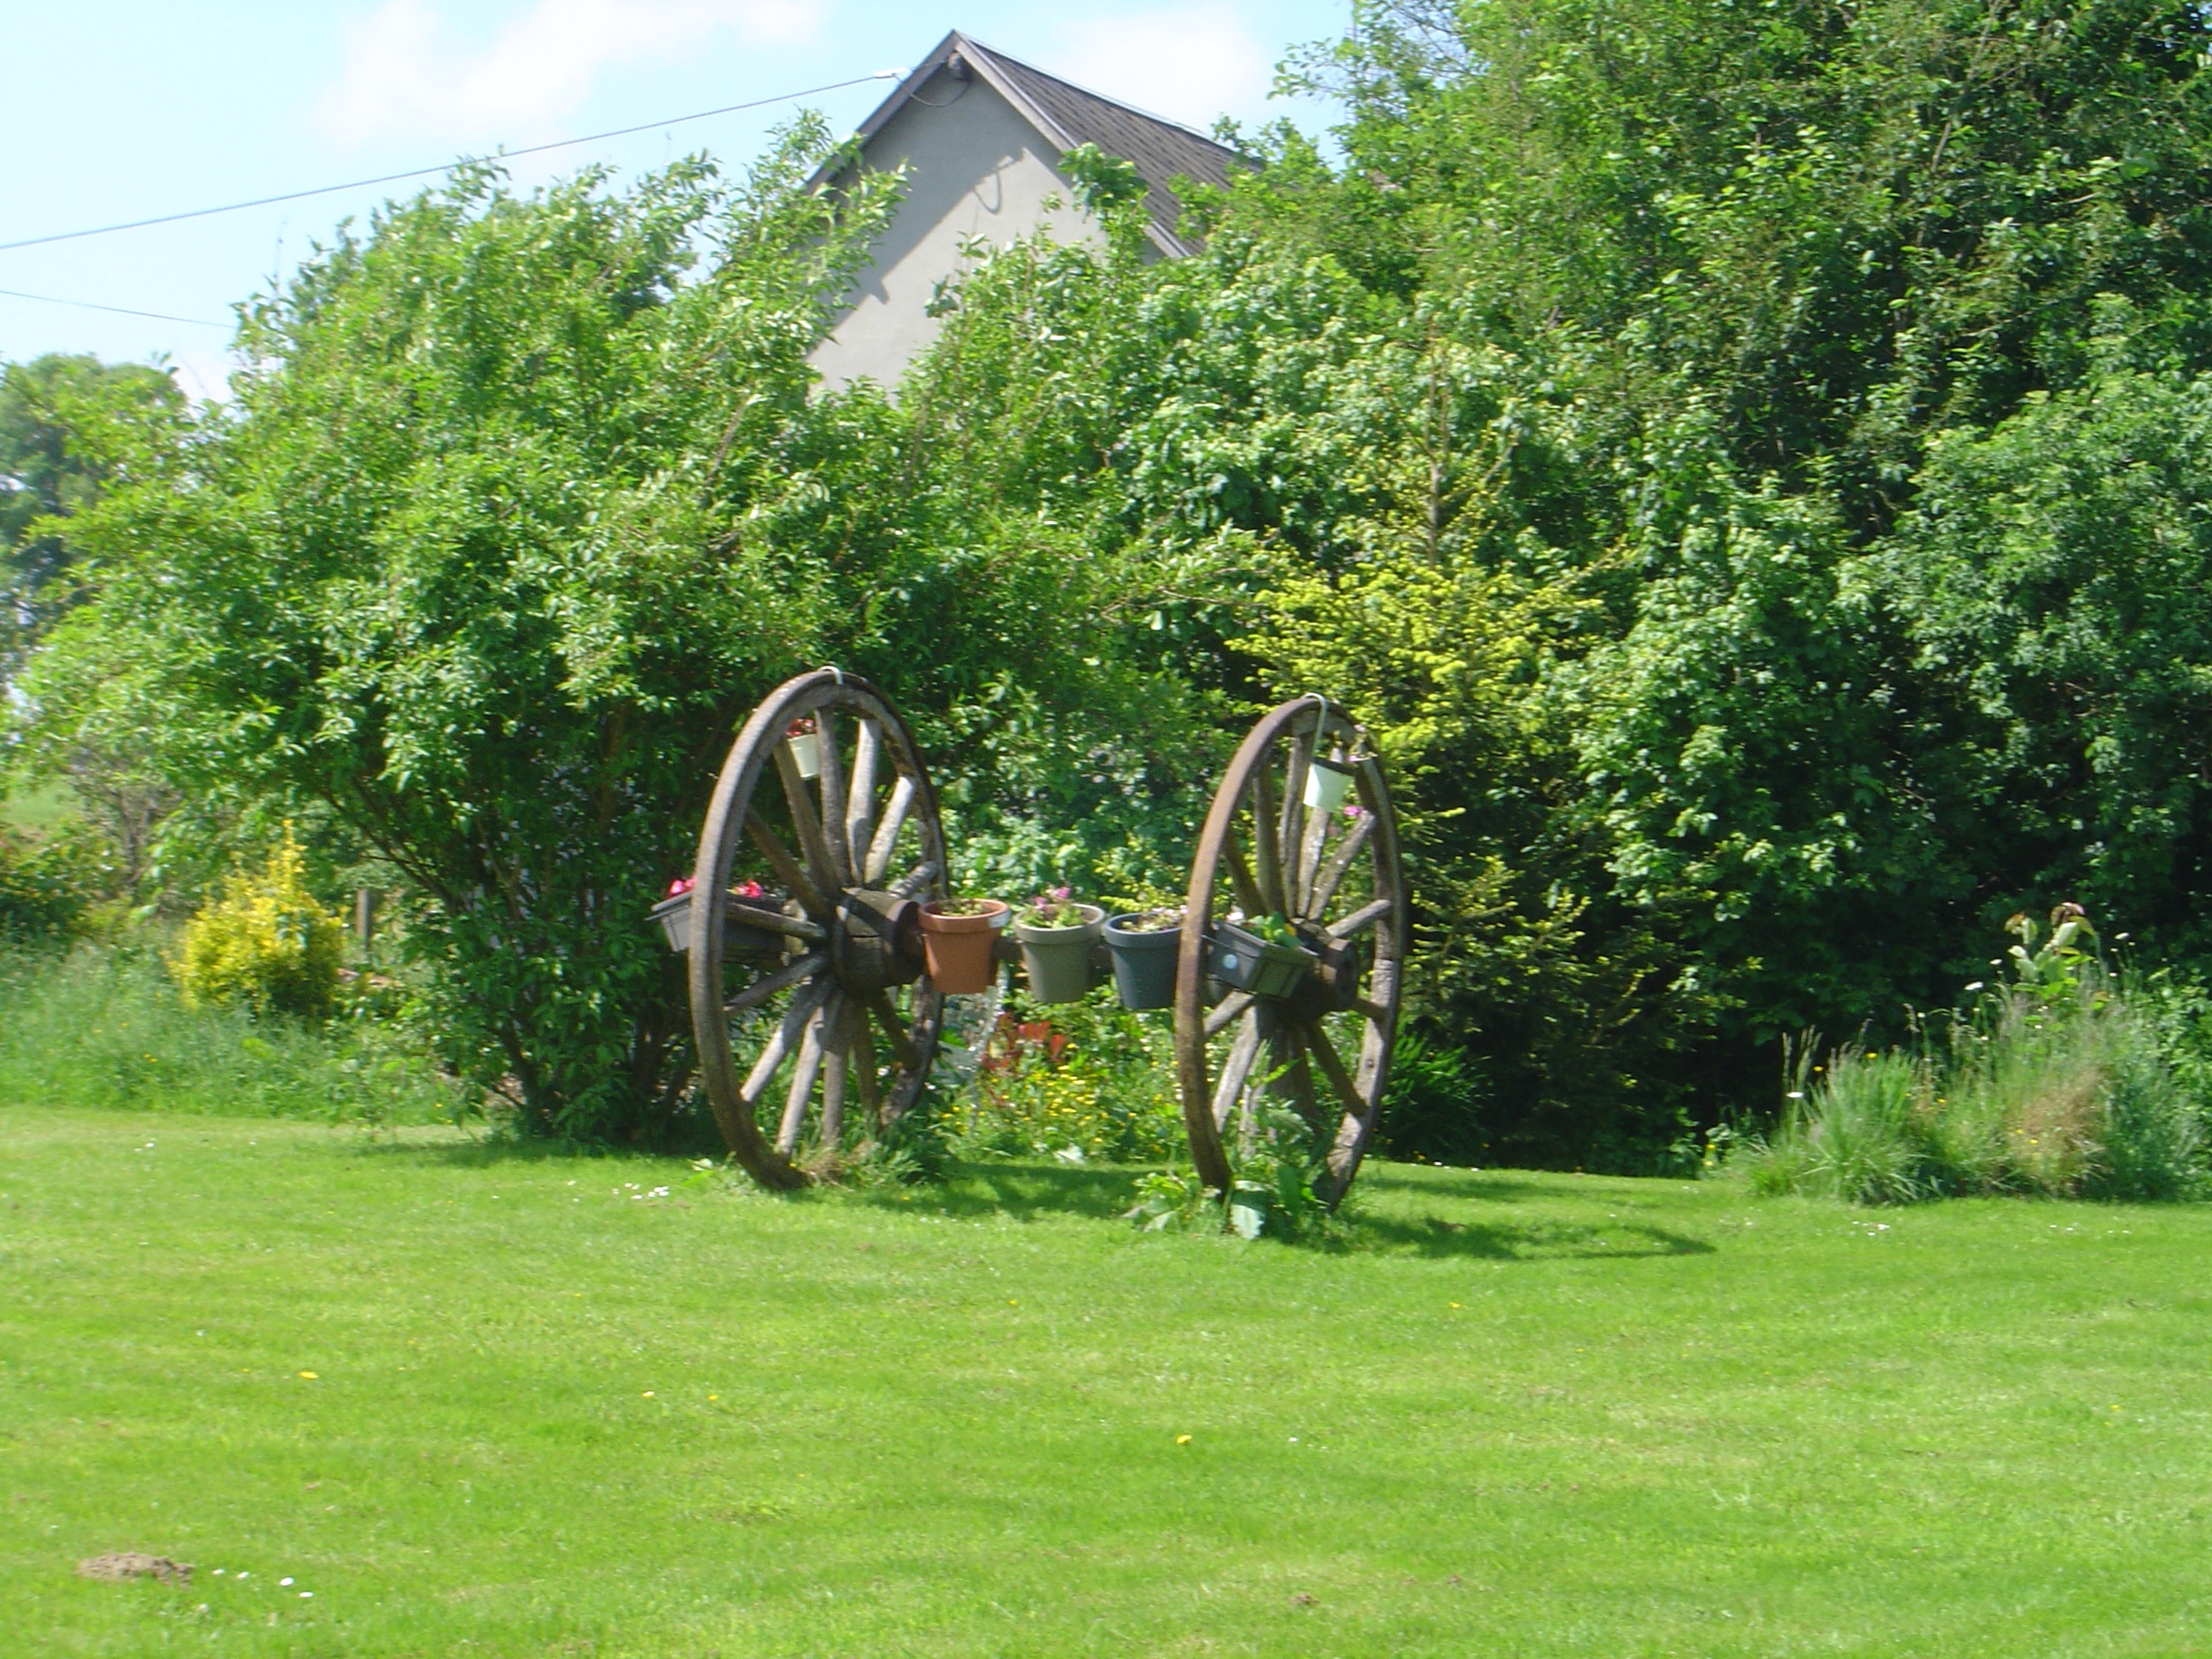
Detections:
687,669,948,1190
1173,697,1407,1209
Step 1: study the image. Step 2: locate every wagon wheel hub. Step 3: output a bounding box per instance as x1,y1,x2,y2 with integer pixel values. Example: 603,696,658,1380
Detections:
830,888,925,993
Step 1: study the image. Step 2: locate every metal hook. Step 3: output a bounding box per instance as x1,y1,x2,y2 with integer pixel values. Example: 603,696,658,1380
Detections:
1306,692,1342,757
817,665,846,684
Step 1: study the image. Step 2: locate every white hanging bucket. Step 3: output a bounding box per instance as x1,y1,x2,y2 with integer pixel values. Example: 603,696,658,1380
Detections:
1304,754,1355,812
785,727,821,779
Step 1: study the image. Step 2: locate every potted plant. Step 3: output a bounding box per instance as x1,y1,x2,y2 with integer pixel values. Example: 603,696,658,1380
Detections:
1205,911,1317,999
1303,753,1357,812
1011,888,1106,1004
1102,905,1182,1010
650,877,786,958
783,715,821,780
917,896,1009,994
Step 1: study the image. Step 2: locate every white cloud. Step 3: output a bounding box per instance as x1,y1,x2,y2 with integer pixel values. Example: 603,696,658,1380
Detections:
1049,5,1276,133
320,0,824,147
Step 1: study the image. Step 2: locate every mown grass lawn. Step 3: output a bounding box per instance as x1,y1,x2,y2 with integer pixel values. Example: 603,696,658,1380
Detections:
4,1108,2210,1656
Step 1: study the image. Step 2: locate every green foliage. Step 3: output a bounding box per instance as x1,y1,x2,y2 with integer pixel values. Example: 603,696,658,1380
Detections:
172,831,346,1018
1284,0,2212,514
24,126,908,1140
0,353,183,677
1058,143,1145,214
1752,915,2207,1203
0,941,467,1125
35,3,2212,1171
949,998,1182,1163
0,819,106,940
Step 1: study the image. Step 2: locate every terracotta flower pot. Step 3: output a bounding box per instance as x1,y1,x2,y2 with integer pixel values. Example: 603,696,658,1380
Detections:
1012,904,1105,1004
917,899,1009,994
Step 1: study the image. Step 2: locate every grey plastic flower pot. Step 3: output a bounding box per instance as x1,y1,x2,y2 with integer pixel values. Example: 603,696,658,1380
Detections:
1205,919,1316,999
1012,905,1105,1004
1102,913,1181,1010
650,890,787,960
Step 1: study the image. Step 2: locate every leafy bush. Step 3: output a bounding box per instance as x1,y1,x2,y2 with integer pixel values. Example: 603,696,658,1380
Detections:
0,820,106,939
171,832,345,1018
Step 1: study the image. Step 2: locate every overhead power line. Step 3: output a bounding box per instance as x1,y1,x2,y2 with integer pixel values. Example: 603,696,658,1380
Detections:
0,70,903,257
0,284,226,328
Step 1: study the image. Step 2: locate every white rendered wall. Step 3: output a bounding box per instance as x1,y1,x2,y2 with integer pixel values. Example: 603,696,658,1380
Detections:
810,77,1102,393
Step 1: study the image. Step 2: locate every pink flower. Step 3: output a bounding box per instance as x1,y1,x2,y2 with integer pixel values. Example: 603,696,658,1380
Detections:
667,877,694,898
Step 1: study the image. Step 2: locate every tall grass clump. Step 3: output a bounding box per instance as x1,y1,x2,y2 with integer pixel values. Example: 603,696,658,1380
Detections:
1752,907,2208,1204
0,941,469,1128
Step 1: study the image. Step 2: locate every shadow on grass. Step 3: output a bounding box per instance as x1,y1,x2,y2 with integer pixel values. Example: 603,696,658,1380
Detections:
358,1133,688,1169
859,1161,1148,1224
351,1144,1717,1261
1350,1212,1716,1261
1359,1168,1583,1207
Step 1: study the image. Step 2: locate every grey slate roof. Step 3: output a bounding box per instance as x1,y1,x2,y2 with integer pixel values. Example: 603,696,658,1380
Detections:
841,30,1249,258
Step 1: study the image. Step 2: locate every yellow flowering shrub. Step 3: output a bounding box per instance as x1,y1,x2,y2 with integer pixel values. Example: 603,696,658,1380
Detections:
172,832,346,1018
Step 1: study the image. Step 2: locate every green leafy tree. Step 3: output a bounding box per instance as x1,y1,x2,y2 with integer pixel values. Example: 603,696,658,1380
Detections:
0,353,182,677
27,127,906,1139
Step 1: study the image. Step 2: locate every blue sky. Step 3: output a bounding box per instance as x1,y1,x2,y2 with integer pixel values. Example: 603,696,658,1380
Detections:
1,1,1351,399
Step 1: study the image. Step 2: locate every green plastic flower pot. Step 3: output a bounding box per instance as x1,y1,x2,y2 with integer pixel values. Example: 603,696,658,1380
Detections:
1205,919,1316,999
1012,904,1104,1004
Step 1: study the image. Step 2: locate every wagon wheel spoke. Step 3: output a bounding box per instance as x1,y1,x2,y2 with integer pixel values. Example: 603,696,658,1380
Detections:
1279,727,1313,889
725,950,829,1013
862,987,921,1072
773,742,844,899
1326,898,1395,940
1203,990,1255,1038
890,859,940,900
1220,830,1267,920
740,980,831,1103
745,812,832,922
1294,783,1332,917
1211,1011,1264,1133
864,776,916,885
818,1045,848,1146
1265,1009,1324,1139
1301,1019,1367,1122
1305,810,1372,923
776,997,835,1153
849,1017,885,1125
814,708,855,888
728,903,824,942
847,718,881,880
1250,765,1288,916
